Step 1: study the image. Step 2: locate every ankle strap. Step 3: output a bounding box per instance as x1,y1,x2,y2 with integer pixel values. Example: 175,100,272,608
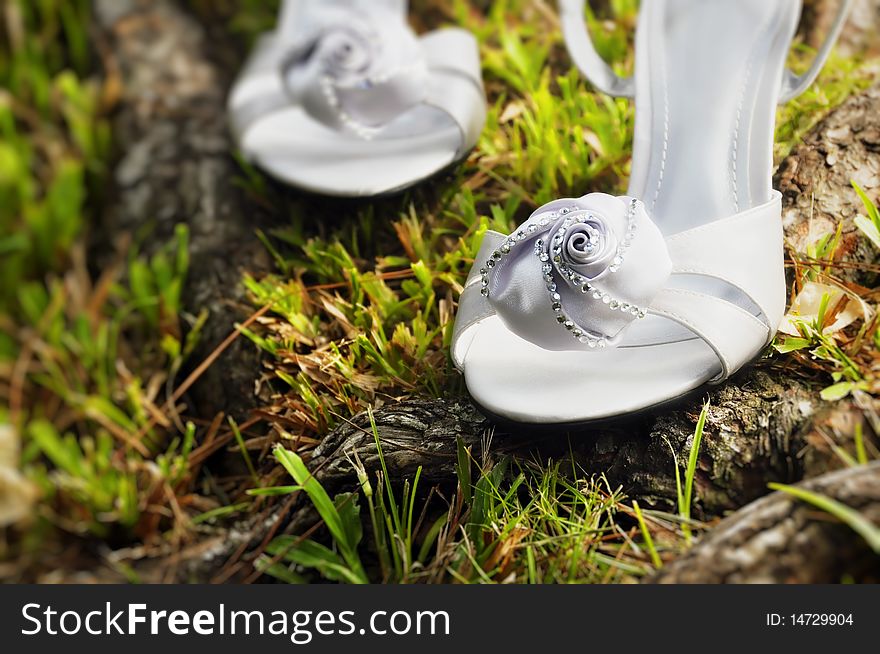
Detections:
559,0,634,98
559,0,854,104
780,0,854,102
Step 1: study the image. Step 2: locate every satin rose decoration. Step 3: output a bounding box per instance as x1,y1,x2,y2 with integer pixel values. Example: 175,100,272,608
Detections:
482,193,672,350
281,4,427,137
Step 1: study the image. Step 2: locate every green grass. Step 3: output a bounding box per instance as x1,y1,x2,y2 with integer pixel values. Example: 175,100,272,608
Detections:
769,481,880,554
0,0,109,310
775,177,880,401
0,0,209,569
253,406,710,584
674,400,709,544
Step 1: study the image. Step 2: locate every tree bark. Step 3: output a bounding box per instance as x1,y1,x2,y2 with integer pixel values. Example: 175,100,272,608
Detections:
94,0,270,421
649,462,880,584
777,83,880,285
310,372,826,517
802,0,880,57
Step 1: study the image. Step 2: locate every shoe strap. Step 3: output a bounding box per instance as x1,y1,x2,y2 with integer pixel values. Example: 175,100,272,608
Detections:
559,0,853,103
558,0,634,98
421,30,487,158
779,0,855,102
649,287,770,382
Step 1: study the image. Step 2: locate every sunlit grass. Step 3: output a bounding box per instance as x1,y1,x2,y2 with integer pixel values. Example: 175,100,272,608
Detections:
256,428,702,584
0,0,209,569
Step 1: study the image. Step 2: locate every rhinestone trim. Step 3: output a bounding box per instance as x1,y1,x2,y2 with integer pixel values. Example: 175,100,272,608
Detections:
480,202,648,347
319,60,427,141
609,198,640,273
536,239,645,346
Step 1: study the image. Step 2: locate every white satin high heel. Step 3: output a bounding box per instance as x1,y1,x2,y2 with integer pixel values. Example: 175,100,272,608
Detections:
453,0,852,425
228,0,486,197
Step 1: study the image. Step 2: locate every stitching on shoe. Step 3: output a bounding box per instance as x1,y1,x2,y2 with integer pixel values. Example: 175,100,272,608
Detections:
651,69,669,212
646,0,669,214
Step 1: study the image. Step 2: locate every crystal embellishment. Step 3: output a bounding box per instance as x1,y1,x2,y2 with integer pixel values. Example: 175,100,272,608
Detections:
478,194,671,350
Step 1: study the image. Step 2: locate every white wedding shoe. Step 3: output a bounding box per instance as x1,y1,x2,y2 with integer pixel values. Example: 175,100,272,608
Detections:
453,0,853,424
228,0,486,197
